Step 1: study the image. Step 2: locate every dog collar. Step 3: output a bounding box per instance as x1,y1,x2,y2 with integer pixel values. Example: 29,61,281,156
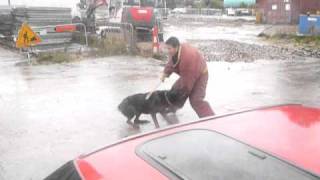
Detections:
173,46,181,68
164,92,174,106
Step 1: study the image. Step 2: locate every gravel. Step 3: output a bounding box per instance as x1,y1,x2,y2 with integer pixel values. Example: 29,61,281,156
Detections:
165,15,320,62
194,40,320,62
166,14,255,27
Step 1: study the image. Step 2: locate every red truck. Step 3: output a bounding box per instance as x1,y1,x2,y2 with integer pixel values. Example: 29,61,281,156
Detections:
121,0,164,42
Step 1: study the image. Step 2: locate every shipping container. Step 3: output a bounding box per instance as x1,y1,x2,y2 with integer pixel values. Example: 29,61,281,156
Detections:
299,15,320,35
257,0,320,24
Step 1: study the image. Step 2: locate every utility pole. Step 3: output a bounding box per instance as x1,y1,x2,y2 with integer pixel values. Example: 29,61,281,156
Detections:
8,0,11,6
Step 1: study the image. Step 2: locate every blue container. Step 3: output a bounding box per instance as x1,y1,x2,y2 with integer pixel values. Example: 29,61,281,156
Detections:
299,15,320,35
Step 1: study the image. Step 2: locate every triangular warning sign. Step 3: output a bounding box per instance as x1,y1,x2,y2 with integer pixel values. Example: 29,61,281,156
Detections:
16,23,41,48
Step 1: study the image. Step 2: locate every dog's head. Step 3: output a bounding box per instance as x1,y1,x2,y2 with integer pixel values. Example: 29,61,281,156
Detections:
165,89,187,107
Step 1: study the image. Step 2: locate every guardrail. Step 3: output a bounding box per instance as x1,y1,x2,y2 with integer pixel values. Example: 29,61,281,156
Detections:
32,23,88,47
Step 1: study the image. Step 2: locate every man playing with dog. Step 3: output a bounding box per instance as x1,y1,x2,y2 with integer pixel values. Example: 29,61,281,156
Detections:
161,37,215,118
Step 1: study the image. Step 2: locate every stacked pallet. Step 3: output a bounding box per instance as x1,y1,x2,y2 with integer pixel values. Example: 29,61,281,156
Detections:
13,7,72,26
0,6,14,36
0,6,74,49
13,7,73,48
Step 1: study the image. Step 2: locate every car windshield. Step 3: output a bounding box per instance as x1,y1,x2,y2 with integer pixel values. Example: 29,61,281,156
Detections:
137,130,319,180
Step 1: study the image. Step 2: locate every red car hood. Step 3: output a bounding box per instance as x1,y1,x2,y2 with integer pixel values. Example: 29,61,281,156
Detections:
75,104,320,179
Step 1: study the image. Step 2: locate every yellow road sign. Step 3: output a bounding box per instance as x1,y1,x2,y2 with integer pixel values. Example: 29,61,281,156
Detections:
16,23,41,48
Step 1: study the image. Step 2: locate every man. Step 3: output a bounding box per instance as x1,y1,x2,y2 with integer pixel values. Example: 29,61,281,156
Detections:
161,37,215,118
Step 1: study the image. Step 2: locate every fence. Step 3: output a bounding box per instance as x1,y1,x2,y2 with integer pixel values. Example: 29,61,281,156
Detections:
99,22,135,53
174,8,223,16
156,8,170,19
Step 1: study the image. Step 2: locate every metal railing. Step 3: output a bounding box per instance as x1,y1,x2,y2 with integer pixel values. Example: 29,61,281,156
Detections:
99,22,135,53
156,8,170,19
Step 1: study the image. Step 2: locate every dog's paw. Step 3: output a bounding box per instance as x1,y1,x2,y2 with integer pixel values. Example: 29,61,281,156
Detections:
132,124,140,129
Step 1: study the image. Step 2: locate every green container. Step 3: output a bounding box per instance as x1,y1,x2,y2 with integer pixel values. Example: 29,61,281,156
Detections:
224,0,255,8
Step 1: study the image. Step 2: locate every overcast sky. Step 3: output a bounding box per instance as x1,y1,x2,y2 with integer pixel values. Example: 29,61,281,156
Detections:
0,0,79,9
0,0,78,7
0,0,83,15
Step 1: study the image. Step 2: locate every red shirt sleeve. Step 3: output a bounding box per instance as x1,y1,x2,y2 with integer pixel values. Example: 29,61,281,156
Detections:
163,57,174,77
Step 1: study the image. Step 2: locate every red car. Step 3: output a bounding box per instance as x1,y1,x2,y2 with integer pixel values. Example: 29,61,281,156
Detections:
45,104,320,180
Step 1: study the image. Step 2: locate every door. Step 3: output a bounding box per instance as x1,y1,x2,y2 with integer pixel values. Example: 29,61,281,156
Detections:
267,0,291,24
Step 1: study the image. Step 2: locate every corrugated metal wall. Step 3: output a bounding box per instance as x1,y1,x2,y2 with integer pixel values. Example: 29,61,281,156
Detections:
266,0,292,24
299,0,320,14
290,0,301,24
258,0,320,24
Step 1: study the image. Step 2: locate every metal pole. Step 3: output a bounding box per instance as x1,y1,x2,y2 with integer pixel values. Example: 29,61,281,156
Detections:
27,49,31,64
79,23,88,46
8,0,11,6
164,0,167,18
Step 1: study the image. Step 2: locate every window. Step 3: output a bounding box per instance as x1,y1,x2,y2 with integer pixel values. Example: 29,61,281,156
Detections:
272,4,277,10
285,4,291,11
137,130,319,180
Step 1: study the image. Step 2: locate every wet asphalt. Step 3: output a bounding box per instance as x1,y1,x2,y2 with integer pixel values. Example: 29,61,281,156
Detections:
0,18,320,179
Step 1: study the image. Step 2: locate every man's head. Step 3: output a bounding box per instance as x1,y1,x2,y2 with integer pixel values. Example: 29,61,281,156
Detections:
165,37,180,57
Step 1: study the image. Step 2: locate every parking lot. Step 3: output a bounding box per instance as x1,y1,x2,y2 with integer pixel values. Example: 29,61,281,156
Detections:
0,15,320,180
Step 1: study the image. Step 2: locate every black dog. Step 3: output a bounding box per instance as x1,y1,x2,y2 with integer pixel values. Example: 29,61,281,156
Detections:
118,90,181,128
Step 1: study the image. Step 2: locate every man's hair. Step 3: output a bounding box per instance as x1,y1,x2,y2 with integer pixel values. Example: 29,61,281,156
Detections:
165,37,180,48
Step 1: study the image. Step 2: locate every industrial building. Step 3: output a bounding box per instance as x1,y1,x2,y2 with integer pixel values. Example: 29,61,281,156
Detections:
256,0,320,24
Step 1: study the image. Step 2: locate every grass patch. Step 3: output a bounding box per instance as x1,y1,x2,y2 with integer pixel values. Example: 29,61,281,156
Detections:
262,33,320,48
36,52,75,64
152,53,167,60
89,36,129,57
292,36,320,46
35,36,130,64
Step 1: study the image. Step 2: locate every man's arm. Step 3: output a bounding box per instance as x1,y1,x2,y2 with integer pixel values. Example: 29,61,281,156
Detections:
161,58,174,82
174,56,197,96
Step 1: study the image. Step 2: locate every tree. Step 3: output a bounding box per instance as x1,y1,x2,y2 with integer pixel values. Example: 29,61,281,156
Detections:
211,0,223,8
239,2,248,8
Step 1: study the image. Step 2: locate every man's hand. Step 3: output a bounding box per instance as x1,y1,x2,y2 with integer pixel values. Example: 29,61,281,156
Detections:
160,73,167,82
